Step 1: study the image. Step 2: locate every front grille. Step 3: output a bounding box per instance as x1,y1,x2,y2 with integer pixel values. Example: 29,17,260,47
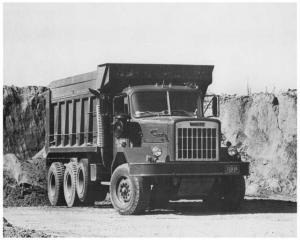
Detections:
176,121,219,161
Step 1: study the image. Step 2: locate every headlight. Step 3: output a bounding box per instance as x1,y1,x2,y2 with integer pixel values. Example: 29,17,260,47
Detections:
152,146,162,157
228,146,238,156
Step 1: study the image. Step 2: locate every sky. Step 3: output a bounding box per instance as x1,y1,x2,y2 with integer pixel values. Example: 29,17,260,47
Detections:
3,3,297,94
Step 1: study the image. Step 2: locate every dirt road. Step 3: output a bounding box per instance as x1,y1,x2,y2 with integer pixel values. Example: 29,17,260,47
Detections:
3,199,297,237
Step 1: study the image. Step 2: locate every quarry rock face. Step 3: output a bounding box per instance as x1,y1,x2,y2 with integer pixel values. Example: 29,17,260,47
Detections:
2,86,297,204
219,90,297,200
3,86,49,206
3,86,48,160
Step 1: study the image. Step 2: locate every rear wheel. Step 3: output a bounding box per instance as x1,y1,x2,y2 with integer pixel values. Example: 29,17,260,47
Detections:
110,164,151,215
63,163,79,207
47,162,65,206
76,159,108,205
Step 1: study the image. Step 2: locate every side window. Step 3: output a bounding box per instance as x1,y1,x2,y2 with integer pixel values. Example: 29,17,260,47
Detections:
114,95,129,115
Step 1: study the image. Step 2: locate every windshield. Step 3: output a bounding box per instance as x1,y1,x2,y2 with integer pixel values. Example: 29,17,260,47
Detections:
132,91,199,117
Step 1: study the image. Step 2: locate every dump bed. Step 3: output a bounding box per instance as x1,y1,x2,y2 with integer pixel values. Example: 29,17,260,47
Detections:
46,63,214,155
49,63,214,100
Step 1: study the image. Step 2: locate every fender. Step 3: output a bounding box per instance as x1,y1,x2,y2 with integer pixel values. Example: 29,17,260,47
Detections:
111,146,153,173
122,146,153,164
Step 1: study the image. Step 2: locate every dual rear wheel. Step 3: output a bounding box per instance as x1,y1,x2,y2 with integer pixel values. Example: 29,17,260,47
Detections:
47,162,65,206
76,159,108,205
47,160,107,207
63,163,78,207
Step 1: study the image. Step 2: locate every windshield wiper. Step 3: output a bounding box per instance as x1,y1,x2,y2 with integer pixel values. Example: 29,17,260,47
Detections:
135,110,171,117
135,111,160,117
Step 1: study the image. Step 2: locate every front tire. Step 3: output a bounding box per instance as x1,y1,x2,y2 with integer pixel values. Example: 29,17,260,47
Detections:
110,164,150,215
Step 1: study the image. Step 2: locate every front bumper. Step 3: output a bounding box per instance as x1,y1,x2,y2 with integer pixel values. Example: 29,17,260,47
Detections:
129,161,249,177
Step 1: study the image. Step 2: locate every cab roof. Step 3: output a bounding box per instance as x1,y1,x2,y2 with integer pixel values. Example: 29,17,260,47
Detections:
122,84,201,95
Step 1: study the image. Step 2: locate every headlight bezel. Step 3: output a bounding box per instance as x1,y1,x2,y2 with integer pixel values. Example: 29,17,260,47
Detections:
228,146,238,156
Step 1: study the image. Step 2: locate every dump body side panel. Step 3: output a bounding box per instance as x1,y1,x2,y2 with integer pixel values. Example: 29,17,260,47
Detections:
46,68,108,157
47,93,99,149
49,71,99,101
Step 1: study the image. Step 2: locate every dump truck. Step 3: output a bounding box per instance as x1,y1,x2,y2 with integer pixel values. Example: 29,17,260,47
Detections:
45,63,249,215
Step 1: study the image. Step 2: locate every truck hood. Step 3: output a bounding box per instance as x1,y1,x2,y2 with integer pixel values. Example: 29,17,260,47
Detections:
136,116,198,144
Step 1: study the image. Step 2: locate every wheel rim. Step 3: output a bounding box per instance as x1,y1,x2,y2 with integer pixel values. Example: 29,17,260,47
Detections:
49,172,56,197
65,172,73,201
116,177,132,204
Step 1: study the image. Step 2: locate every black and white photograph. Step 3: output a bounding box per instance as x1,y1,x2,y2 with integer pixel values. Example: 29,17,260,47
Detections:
1,1,298,238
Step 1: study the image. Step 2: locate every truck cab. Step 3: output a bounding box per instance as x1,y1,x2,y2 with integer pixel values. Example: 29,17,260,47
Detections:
113,85,219,163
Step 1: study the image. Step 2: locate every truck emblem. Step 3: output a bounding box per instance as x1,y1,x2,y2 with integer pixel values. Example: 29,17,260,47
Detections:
190,122,205,127
150,129,168,141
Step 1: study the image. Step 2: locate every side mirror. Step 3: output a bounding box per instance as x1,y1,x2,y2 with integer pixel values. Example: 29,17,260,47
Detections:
212,96,219,117
114,120,125,138
88,88,102,97
203,95,220,117
114,114,130,138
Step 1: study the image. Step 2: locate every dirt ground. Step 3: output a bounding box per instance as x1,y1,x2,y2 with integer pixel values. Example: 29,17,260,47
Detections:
3,198,297,237
3,218,53,238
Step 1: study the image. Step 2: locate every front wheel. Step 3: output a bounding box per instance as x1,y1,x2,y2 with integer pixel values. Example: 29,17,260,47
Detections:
110,164,150,215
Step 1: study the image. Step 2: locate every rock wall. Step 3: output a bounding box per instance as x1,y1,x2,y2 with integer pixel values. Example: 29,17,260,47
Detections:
3,86,48,160
3,86,49,206
2,86,297,202
219,90,297,200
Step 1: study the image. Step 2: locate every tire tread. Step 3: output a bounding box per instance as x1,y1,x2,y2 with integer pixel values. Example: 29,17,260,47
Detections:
47,162,65,206
110,164,150,215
